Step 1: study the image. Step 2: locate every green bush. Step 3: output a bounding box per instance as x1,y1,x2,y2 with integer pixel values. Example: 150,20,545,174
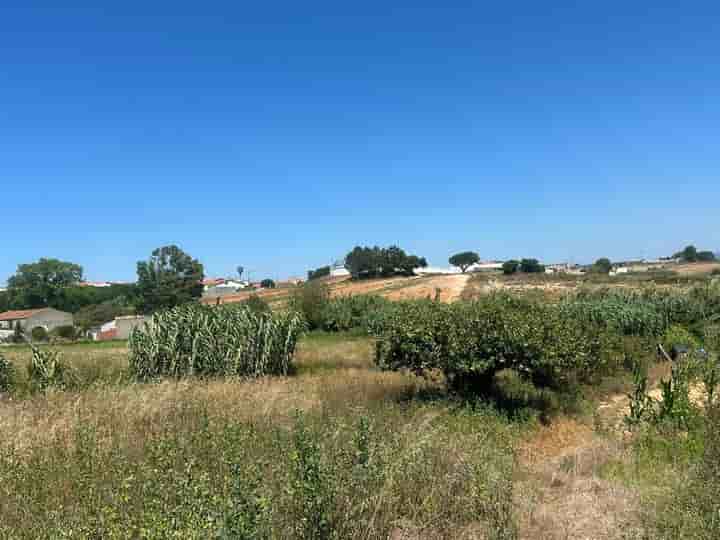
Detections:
128,303,305,380
289,280,330,330
260,278,276,289
30,326,48,342
375,295,614,401
320,295,397,334
0,353,15,394
51,325,77,340
243,294,271,315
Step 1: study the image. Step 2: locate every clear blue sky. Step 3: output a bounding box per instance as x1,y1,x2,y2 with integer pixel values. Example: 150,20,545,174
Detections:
2,2,719,283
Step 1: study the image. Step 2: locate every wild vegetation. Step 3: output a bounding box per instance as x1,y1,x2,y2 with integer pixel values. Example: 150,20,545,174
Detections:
2,268,720,538
128,303,304,380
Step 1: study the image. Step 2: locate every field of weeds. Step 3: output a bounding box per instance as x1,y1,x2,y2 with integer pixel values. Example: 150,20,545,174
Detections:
2,278,719,539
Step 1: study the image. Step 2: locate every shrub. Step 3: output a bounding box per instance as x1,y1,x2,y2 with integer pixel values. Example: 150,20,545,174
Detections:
289,280,330,330
243,294,271,315
30,326,48,342
375,295,613,402
320,295,397,334
128,303,304,380
519,258,544,273
51,325,77,340
27,346,70,390
502,260,519,275
0,353,15,394
260,278,276,289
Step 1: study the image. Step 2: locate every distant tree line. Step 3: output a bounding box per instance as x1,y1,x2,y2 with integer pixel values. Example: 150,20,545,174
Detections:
307,266,331,281
345,245,427,279
673,245,716,263
502,258,544,275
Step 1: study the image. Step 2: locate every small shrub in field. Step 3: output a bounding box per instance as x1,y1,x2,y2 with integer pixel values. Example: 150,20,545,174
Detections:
51,325,77,340
289,280,330,330
128,303,304,380
27,346,70,390
30,326,48,342
0,353,15,394
243,294,271,315
321,294,397,334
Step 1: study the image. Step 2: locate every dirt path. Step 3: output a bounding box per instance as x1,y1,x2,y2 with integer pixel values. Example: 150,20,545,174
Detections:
382,274,471,303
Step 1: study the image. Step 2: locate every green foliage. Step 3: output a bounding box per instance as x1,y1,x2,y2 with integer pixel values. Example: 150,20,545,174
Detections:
0,353,15,394
243,294,271,315
30,326,48,342
27,346,70,391
11,323,25,344
289,280,330,330
662,324,699,353
128,303,304,380
345,245,427,279
625,360,653,430
135,245,204,314
592,257,612,274
320,294,397,334
307,266,331,280
51,325,77,340
6,258,83,309
673,244,698,262
260,278,276,289
449,251,480,273
502,260,519,275
697,250,717,262
74,300,133,331
519,258,544,273
375,295,614,404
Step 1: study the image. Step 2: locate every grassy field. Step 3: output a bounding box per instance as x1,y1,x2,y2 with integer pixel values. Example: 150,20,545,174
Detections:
2,278,719,538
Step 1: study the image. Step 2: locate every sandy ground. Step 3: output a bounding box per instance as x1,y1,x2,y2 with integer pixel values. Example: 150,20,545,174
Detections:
673,261,720,275
204,274,471,306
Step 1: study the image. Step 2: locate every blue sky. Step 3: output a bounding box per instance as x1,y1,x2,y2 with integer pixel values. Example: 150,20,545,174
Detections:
1,2,719,283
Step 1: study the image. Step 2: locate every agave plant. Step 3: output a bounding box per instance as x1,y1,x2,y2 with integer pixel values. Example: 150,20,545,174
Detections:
128,304,305,380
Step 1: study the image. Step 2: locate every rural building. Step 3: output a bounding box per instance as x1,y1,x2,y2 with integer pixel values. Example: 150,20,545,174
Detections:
94,315,147,341
0,308,74,339
467,262,503,272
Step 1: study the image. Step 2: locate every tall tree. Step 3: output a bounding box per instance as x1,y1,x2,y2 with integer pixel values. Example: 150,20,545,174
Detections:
592,257,612,274
448,251,480,273
135,245,204,314
673,245,698,262
345,245,427,279
6,258,83,309
519,258,545,273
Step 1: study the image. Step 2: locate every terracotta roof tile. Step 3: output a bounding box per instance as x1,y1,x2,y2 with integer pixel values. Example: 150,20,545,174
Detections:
0,308,48,321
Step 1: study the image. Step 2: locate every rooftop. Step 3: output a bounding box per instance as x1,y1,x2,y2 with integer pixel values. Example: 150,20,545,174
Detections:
0,308,50,321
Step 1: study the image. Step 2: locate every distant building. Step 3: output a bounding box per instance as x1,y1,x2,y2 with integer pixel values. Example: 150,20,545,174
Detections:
0,308,74,340
94,315,147,341
467,262,503,272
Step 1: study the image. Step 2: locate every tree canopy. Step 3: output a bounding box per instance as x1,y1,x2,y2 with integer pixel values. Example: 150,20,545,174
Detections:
260,279,276,289
135,245,204,314
672,245,717,263
519,258,545,273
344,246,427,279
6,258,83,309
592,258,612,274
448,251,480,273
502,260,519,275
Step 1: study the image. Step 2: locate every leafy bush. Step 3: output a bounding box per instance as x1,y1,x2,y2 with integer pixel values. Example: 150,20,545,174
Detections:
51,325,77,340
0,353,15,394
320,295,398,334
30,326,48,342
289,280,330,330
375,295,614,401
243,294,271,315
27,346,70,390
519,258,544,273
260,278,276,289
502,260,519,275
128,303,304,380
